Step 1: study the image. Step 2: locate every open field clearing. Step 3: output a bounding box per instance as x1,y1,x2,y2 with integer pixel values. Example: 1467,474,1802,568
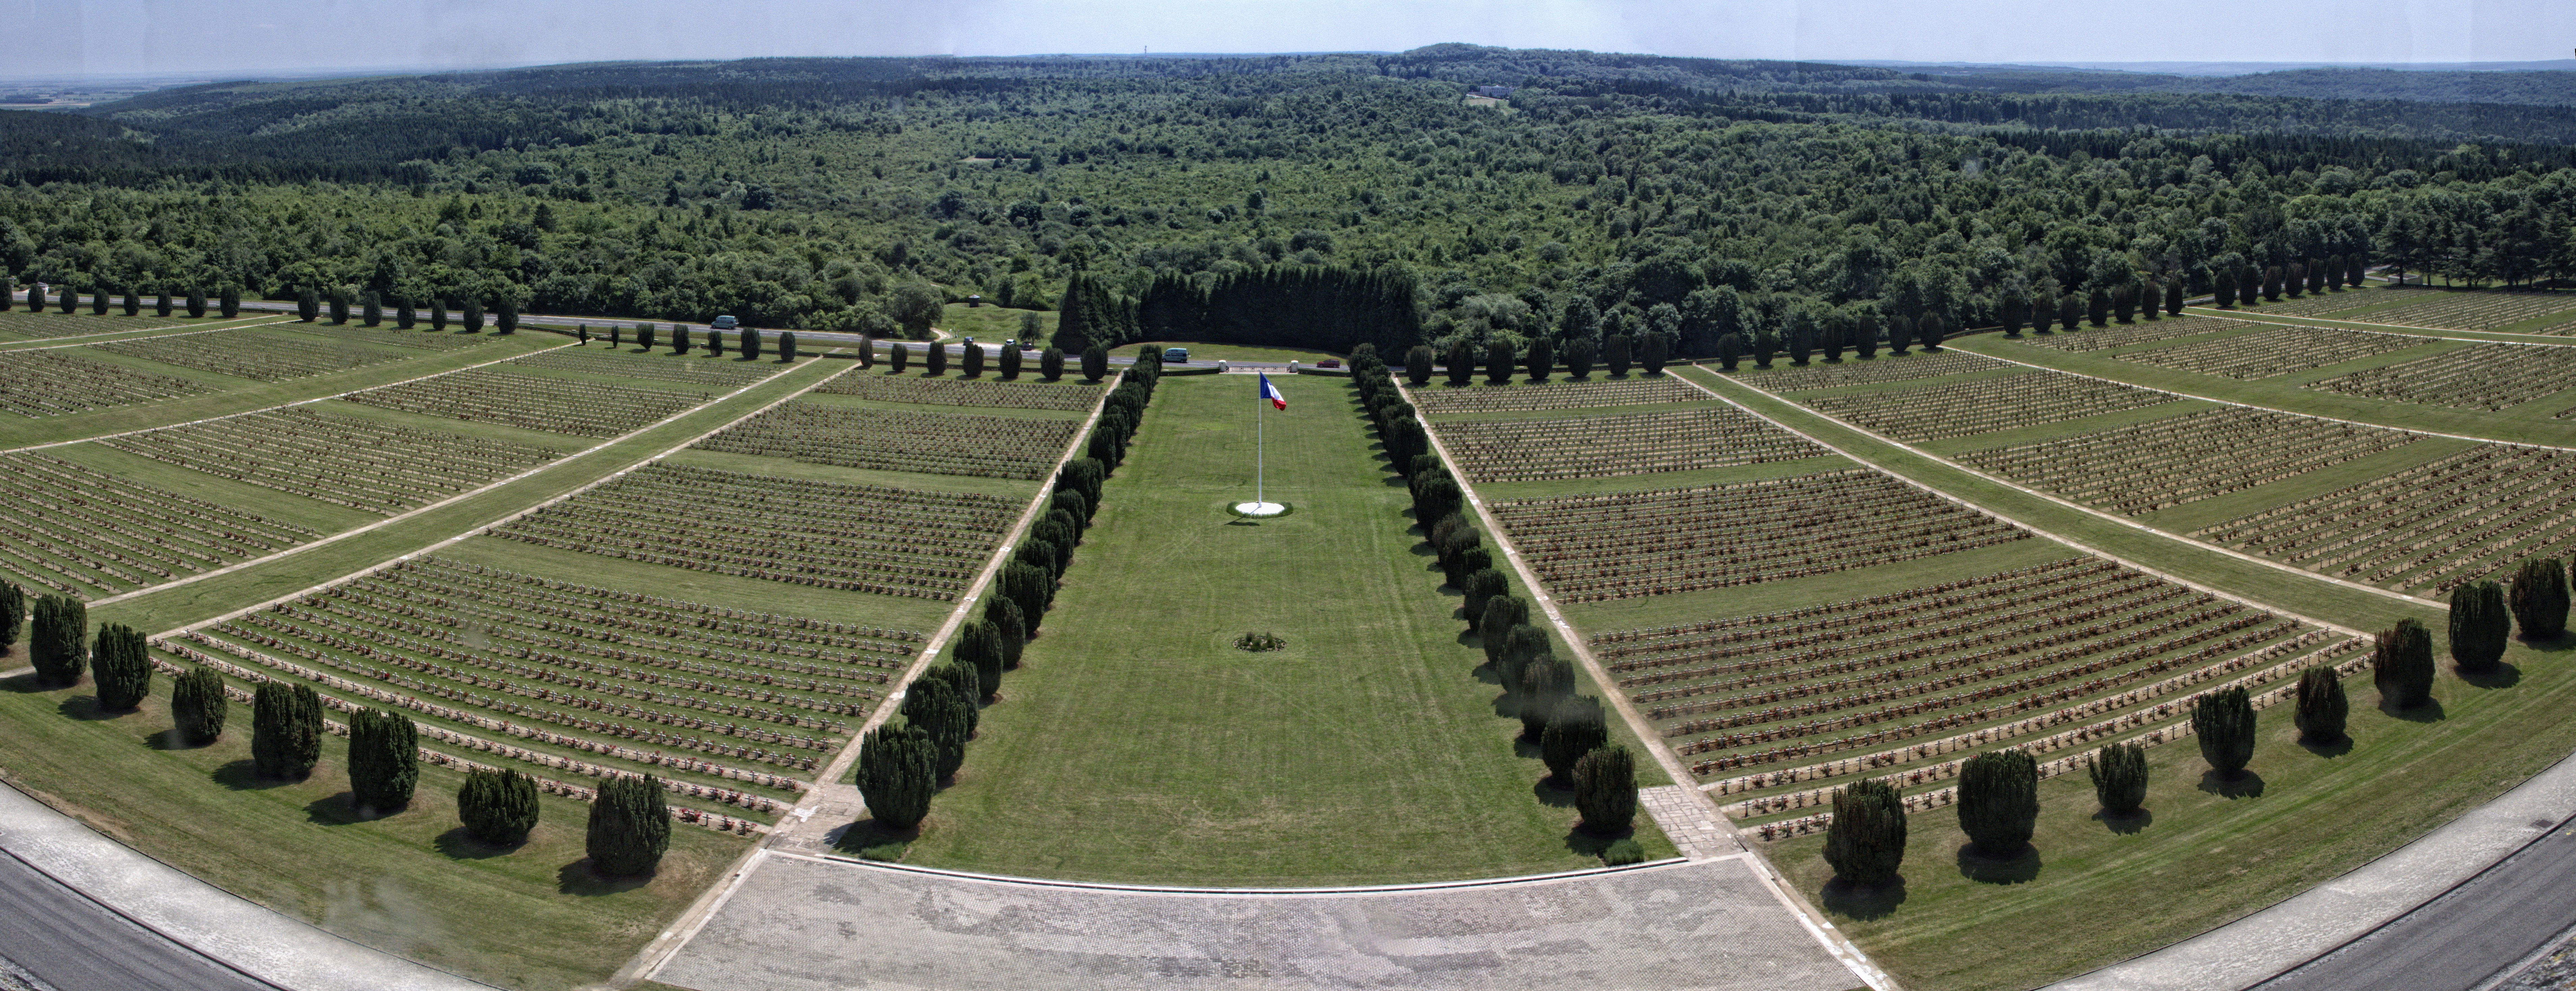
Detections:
100,406,563,515
2022,316,2258,352
0,347,216,416
812,369,1103,410
1437,405,1831,482
1802,369,2184,443
491,463,1016,600
2118,326,2427,379
1407,375,1702,415
2306,343,2576,411
1490,467,2030,601
346,366,726,437
906,373,1678,885
0,451,324,598
691,400,1079,478
91,327,417,381
1732,349,2009,390
1953,406,2423,515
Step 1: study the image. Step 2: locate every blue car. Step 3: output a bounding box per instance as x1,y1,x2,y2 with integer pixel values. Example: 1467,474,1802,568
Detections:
1163,347,1189,363
710,315,739,330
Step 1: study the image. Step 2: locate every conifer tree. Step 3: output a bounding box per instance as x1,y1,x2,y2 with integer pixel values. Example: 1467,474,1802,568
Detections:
1540,694,1607,784
30,594,86,687
1484,339,1514,384
1496,626,1549,697
962,340,984,377
703,327,721,356
2088,743,2148,814
926,338,948,375
1882,318,1908,356
251,681,323,780
2087,287,2110,327
1825,777,1907,885
347,707,420,814
123,288,141,316
57,285,75,313
361,292,381,327
998,340,1022,378
1478,596,1530,667
156,289,173,317
2138,278,2160,320
397,298,417,329
1039,346,1064,380
297,286,320,322
586,774,671,876
1000,561,1054,634
2374,618,2436,708
2510,557,2570,640
1572,744,1636,834
2165,279,2186,315
983,596,1027,668
2193,686,2256,778
1445,339,1475,385
2059,293,2082,331
2000,295,2026,337
1403,345,1435,385
430,299,450,332
90,623,150,711
889,341,910,372
1516,654,1572,738
1081,344,1107,381
2034,292,2059,331
458,767,538,845
858,724,935,831
742,326,760,359
1915,314,1943,350
904,676,973,782
1716,332,1742,370
1525,337,1555,383
0,582,21,654
186,288,207,318
1604,334,1632,376
954,620,1005,700
1854,310,1882,356
496,298,518,335
2450,580,2510,673
1640,332,1670,373
928,663,980,738
1957,749,2038,856
1462,569,1509,624
776,331,797,362
1564,337,1596,378
170,667,227,744
462,298,484,333
2295,667,2348,744
672,323,691,354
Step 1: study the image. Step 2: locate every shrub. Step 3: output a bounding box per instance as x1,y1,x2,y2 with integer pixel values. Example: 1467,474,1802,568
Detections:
2193,686,2256,778
1404,345,1436,385
30,594,87,687
585,774,672,876
1477,595,1528,664
954,620,1005,700
462,299,484,333
983,596,1027,668
1050,488,1090,529
636,321,653,349
170,667,228,744
124,288,142,316
927,663,981,737
912,669,979,782
858,724,936,830
961,340,984,376
1564,338,1596,379
2509,558,2569,640
888,341,910,372
1484,339,1515,384
1000,561,1054,634
1640,333,1670,374
1825,778,1907,884
1717,332,1742,370
0,582,18,653
347,707,420,814
1957,749,2038,856
2088,743,2148,814
1601,838,1646,866
1516,654,1573,738
1040,346,1065,380
89,623,151,711
704,327,722,356
742,327,762,360
295,287,318,322
1444,339,1475,385
1058,457,1106,509
1449,545,1493,590
157,290,174,317
1604,335,1632,376
2449,579,2510,673
458,768,539,845
1081,344,1108,381
361,292,381,327
186,288,207,318
250,681,323,780
1540,695,1607,784
779,331,798,362
2295,667,2348,744
925,338,947,375
1496,627,1552,706
1413,476,1463,529
2374,618,2436,708
1462,569,1509,624
1572,744,1637,834
1526,337,1555,383
998,341,1022,378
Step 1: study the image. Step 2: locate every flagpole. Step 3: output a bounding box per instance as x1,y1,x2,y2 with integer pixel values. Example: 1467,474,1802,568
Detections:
1256,380,1265,506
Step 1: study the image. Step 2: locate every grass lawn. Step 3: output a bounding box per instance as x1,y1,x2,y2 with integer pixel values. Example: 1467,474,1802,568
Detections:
1131,340,1348,364
0,661,748,991
936,302,1054,342
897,374,1676,885
1773,634,2576,991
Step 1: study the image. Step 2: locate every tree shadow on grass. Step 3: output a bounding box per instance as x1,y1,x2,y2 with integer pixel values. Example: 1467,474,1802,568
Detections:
2379,696,2445,723
305,791,380,826
0,672,44,694
1563,822,1637,859
212,759,297,791
2093,808,2152,835
55,695,117,721
833,819,917,862
1820,877,1908,920
2198,769,2266,799
2458,663,2521,690
558,859,652,896
2298,735,2354,759
1532,777,1574,808
1955,843,2042,884
435,827,524,861
144,728,211,751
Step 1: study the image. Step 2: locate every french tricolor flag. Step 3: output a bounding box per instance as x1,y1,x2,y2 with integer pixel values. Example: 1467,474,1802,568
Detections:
1259,373,1287,411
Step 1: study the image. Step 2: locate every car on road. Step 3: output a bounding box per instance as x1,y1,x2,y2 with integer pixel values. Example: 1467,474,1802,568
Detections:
1164,347,1189,363
710,315,739,330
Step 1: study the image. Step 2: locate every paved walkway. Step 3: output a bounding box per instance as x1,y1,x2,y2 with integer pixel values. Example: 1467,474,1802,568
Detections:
0,781,488,991
1639,785,1741,860
2050,747,2576,990
651,851,1864,991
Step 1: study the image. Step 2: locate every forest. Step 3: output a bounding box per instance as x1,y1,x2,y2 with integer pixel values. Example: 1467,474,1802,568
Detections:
0,44,2570,357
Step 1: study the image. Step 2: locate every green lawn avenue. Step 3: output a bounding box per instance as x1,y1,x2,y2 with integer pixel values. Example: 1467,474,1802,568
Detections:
899,373,1677,885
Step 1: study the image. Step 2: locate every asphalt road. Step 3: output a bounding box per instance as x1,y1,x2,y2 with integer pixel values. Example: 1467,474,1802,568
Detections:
2256,811,2576,991
0,850,276,991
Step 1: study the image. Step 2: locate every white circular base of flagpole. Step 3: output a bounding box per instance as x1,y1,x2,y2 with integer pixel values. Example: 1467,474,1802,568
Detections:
1231,501,1289,517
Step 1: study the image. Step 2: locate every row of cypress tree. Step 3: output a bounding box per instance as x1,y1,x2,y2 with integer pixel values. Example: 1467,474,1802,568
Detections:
2,284,241,319
858,349,1164,836
1825,563,2574,888
1351,347,1638,852
1399,334,1670,387
5,580,666,875
1718,312,1949,371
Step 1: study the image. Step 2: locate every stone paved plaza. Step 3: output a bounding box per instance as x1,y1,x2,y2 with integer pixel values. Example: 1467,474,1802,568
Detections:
654,852,1863,991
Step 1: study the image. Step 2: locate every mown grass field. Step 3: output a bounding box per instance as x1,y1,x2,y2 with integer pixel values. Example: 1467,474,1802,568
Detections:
898,373,1677,885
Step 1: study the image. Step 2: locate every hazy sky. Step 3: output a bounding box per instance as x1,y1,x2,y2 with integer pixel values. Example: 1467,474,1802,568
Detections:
5,0,2570,80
